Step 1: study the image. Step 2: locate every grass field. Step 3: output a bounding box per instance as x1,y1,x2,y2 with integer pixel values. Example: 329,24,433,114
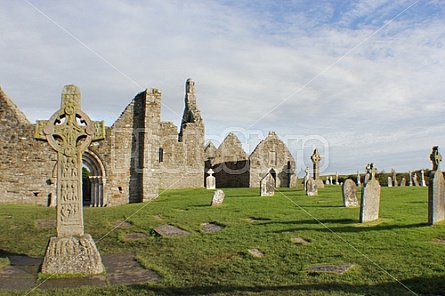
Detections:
1,186,444,295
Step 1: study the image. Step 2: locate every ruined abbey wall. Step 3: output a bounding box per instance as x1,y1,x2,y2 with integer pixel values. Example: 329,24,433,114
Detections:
0,88,56,205
0,79,204,207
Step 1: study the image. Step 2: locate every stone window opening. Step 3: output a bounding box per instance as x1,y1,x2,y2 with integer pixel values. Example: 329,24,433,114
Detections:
159,147,164,163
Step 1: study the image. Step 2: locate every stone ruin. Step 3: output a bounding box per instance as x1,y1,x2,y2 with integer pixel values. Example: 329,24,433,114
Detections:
1,80,299,207
204,131,297,189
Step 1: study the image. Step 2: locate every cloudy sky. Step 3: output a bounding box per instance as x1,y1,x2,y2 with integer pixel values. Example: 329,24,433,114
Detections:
2,0,445,176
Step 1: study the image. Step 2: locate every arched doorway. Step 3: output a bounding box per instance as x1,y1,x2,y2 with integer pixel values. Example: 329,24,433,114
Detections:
269,168,277,187
82,150,106,207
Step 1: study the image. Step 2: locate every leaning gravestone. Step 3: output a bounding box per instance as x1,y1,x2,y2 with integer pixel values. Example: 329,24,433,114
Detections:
428,146,445,225
260,172,275,196
360,164,381,223
400,177,406,186
206,169,216,190
413,173,420,186
211,189,225,206
35,85,105,274
306,177,318,196
342,179,358,207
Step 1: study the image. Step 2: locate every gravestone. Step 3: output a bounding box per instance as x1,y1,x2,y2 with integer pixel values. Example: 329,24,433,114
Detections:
326,176,330,185
304,167,310,190
363,163,372,185
421,170,426,187
311,149,324,188
356,170,361,187
35,85,105,274
408,171,413,186
400,177,406,186
211,189,225,206
387,176,393,187
360,164,381,223
391,169,398,187
260,172,275,196
428,146,445,225
206,169,216,190
306,177,318,196
342,179,358,207
335,172,339,185
413,173,420,186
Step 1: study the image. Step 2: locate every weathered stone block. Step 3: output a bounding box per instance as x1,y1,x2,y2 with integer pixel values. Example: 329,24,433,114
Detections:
41,234,103,274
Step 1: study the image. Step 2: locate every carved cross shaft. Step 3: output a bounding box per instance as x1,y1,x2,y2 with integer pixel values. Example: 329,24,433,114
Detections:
35,85,105,237
311,149,321,180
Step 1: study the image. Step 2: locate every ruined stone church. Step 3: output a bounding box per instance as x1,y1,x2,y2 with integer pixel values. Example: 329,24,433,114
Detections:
0,79,296,207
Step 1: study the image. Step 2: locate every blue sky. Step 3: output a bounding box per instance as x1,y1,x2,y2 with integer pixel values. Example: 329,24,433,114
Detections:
1,0,445,176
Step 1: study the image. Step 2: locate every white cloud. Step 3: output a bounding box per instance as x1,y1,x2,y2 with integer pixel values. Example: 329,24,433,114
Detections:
1,0,445,174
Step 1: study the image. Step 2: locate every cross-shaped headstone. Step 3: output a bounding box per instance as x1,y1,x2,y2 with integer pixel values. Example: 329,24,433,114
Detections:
310,149,321,180
430,146,442,171
35,85,105,237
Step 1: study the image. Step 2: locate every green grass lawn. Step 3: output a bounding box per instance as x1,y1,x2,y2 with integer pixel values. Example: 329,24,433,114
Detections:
1,186,444,295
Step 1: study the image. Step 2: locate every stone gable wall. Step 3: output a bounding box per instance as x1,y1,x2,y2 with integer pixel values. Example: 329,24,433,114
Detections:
249,132,296,188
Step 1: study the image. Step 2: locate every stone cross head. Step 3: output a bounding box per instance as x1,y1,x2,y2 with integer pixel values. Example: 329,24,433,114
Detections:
430,146,442,171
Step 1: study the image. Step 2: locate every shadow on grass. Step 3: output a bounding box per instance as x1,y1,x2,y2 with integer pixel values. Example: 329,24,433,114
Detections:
254,219,428,233
127,275,445,295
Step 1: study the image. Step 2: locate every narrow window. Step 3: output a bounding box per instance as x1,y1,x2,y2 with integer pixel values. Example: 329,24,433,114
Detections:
159,147,164,163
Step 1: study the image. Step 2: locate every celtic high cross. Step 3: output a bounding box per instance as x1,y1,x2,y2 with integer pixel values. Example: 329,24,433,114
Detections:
310,149,322,181
35,85,105,237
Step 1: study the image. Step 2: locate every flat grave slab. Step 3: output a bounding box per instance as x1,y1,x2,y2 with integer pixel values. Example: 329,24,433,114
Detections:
153,224,190,237
0,252,160,290
124,233,148,241
308,263,354,275
201,223,225,233
111,220,133,228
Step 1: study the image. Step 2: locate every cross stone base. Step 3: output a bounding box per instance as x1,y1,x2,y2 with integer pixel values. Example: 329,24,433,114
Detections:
41,234,103,274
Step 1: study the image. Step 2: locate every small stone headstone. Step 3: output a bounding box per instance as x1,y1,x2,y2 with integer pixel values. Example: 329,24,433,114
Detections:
428,146,445,225
306,177,318,196
211,189,225,206
206,169,216,190
387,176,393,187
260,172,275,196
360,164,381,223
342,179,358,207
400,177,406,186
153,224,190,237
413,173,420,186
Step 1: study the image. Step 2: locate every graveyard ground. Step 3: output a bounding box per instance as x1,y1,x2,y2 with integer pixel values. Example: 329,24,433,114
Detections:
0,186,444,295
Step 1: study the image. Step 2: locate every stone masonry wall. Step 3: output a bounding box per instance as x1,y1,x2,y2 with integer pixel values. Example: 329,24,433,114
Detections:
0,88,56,205
249,131,296,188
